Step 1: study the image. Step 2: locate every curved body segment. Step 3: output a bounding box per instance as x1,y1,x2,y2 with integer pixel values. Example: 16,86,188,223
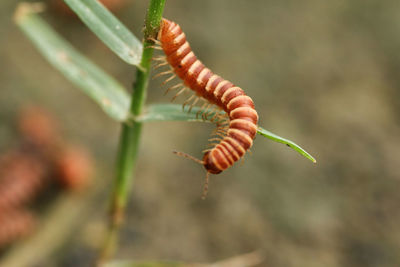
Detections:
157,18,258,174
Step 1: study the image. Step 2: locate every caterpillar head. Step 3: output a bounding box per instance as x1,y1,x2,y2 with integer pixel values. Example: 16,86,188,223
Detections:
157,18,172,41
202,151,222,174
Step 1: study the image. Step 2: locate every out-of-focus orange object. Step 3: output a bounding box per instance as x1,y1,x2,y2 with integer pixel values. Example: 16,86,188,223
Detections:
0,105,96,248
55,146,93,191
18,106,60,148
0,151,48,211
0,210,36,248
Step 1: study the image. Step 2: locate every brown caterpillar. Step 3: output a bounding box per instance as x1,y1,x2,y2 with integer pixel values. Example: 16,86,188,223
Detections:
153,18,258,198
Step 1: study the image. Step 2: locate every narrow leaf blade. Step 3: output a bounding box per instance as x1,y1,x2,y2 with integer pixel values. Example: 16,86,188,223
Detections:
257,126,316,163
64,0,142,65
139,104,316,163
137,104,212,122
15,3,130,121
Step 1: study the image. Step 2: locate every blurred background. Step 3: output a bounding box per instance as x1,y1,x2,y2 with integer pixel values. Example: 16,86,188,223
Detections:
1,0,400,266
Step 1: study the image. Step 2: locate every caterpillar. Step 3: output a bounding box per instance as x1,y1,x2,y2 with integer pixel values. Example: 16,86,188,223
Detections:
153,18,258,198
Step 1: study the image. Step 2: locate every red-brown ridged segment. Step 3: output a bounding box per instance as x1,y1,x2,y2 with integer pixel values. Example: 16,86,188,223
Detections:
158,18,259,173
220,141,240,162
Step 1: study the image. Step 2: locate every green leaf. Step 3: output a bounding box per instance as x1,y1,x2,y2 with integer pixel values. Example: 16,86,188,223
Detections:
139,104,316,163
64,0,142,66
137,104,222,123
15,3,130,121
257,127,316,163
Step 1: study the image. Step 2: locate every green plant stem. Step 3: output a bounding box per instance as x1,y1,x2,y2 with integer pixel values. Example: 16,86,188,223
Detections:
99,0,166,263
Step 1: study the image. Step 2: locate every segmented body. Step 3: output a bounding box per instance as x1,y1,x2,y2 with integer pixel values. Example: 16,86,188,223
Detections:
157,18,258,174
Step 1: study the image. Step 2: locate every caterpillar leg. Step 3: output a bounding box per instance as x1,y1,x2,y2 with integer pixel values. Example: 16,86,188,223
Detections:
161,73,176,85
152,56,166,62
211,124,228,138
182,95,201,113
210,128,227,138
206,142,220,148
209,107,224,122
207,138,222,149
216,114,229,126
152,70,173,80
201,104,212,120
208,137,222,142
164,83,184,96
217,128,228,135
203,106,221,122
201,172,211,200
188,96,200,113
152,58,176,85
196,101,209,119
207,124,227,145
182,94,195,111
203,105,221,120
147,45,163,50
171,87,187,101
147,37,162,45
153,61,169,70
210,126,226,136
